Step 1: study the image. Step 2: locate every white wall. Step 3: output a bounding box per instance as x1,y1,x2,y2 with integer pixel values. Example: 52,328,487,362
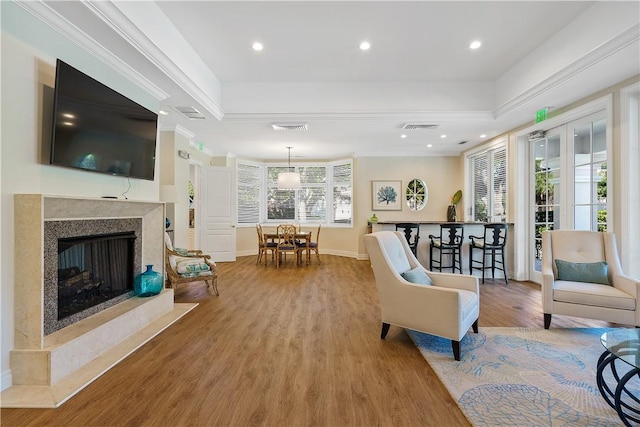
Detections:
0,27,161,390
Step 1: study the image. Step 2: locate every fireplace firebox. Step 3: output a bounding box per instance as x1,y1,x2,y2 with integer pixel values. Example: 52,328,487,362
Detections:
44,218,143,335
57,232,136,320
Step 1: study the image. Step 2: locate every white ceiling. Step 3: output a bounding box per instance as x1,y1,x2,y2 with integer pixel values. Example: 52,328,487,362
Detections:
35,1,640,160
157,1,590,83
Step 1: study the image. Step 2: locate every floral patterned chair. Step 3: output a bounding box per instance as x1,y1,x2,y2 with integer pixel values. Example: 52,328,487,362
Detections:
164,232,218,295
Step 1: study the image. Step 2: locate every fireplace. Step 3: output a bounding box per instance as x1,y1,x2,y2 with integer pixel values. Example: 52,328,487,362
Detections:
3,195,199,409
57,231,136,321
44,218,143,335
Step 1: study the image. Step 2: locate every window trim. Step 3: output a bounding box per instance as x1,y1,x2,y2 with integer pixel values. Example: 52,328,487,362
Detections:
619,82,639,278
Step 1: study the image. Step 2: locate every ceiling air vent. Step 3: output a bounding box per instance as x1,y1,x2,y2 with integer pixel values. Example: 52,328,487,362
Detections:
271,123,308,131
402,123,439,130
175,106,206,120
458,140,468,145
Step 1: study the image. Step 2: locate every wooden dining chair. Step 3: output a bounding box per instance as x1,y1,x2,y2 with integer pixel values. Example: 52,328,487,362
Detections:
306,224,321,264
256,223,276,266
276,224,299,267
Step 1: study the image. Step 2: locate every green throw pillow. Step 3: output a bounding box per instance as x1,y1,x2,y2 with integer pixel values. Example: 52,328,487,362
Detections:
555,259,610,285
401,267,434,286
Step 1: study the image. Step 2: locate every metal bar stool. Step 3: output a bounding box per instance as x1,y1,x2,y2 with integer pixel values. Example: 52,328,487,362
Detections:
428,223,464,273
469,223,508,284
395,223,420,257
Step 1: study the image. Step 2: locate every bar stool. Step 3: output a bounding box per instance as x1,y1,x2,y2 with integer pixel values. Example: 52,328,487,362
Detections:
469,223,508,284
395,223,420,257
428,223,464,273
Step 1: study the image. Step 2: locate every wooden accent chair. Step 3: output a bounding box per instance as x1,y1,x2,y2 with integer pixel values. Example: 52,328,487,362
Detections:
164,232,218,295
364,231,479,361
542,230,639,329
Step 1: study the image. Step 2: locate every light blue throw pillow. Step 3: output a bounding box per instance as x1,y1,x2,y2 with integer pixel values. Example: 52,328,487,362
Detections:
401,267,434,286
555,259,610,285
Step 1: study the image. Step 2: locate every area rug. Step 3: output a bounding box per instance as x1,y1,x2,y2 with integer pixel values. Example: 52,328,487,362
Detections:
407,327,636,426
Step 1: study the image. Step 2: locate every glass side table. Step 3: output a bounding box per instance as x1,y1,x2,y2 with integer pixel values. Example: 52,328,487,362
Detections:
597,329,640,426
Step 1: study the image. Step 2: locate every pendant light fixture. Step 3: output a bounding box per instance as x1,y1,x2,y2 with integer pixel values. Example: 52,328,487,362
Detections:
277,146,301,190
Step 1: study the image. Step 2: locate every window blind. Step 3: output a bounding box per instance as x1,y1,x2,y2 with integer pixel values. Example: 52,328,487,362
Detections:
237,163,261,224
467,144,507,222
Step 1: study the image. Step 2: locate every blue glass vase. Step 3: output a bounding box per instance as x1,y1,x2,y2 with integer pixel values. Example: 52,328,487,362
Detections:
134,265,163,297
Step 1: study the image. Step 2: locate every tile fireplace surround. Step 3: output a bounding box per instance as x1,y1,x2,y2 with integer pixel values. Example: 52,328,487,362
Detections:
1,195,198,408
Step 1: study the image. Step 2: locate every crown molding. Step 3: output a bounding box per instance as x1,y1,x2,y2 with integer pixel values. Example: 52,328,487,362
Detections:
15,0,169,102
495,23,640,118
175,124,196,140
223,110,494,122
354,150,460,158
158,123,196,140
83,1,224,121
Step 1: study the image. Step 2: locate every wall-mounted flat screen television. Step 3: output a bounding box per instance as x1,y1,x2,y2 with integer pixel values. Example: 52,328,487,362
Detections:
50,59,158,181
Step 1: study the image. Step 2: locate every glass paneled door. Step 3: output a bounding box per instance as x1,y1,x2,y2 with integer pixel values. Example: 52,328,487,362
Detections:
529,112,608,283
531,129,562,280
572,118,607,232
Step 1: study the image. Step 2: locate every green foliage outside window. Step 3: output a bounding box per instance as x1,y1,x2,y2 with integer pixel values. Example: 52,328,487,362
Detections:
597,164,607,232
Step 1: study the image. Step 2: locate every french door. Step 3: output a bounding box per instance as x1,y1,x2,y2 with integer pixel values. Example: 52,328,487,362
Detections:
529,111,608,283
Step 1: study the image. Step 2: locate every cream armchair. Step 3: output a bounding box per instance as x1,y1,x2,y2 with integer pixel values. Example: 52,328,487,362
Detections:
364,231,479,361
542,230,640,329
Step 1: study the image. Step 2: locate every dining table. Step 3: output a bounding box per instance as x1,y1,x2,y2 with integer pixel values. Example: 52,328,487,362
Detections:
262,229,312,266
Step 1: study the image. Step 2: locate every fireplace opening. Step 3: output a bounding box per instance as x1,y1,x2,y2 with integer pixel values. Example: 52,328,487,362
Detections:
57,231,136,320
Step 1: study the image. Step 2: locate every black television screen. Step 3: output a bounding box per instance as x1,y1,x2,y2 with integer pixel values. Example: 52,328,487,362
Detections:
50,59,158,181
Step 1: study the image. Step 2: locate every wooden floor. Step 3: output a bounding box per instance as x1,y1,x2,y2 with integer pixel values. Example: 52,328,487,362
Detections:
1,255,613,427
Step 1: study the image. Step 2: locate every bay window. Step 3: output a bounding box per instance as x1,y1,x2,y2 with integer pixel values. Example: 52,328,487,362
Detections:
238,160,352,225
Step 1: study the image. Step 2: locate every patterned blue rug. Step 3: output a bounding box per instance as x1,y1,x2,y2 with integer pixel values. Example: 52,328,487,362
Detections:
408,327,636,426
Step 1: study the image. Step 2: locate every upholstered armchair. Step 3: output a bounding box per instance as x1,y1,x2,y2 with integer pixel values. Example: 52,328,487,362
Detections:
164,232,219,295
542,230,639,329
364,231,479,361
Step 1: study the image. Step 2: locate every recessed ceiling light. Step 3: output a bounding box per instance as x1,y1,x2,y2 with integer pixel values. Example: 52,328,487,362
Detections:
252,42,263,51
440,134,447,139
158,110,170,116
469,40,482,50
359,41,371,50
480,134,486,138
400,134,407,139
427,144,433,148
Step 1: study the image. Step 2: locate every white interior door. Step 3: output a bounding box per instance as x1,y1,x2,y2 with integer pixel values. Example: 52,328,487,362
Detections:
200,166,236,262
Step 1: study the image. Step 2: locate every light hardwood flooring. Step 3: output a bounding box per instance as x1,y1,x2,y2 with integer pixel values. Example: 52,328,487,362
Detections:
1,255,613,426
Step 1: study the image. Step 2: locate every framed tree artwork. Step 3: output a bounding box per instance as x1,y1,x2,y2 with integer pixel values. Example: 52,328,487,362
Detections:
372,180,402,210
